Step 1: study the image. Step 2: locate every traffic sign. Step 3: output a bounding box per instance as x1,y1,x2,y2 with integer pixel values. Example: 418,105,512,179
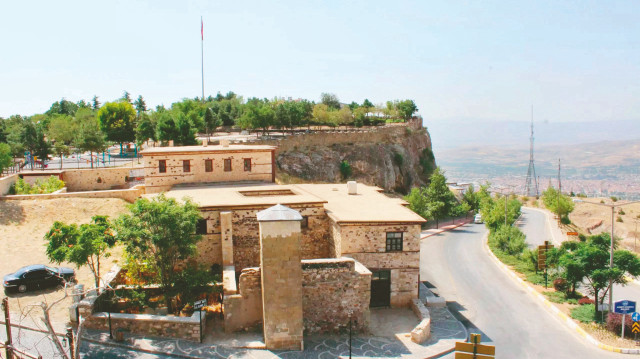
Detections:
632,312,640,322
614,300,636,314
633,322,640,334
567,232,578,236
194,299,207,310
454,333,495,359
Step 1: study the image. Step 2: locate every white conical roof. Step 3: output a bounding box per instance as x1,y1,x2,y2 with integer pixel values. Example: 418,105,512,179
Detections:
256,204,303,222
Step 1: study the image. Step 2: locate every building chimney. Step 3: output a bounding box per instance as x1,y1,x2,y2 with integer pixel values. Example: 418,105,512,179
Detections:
168,140,174,147
202,139,208,147
221,139,230,148
347,181,357,195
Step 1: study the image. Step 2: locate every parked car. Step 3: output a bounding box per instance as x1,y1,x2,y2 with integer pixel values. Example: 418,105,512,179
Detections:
3,265,75,294
474,214,483,224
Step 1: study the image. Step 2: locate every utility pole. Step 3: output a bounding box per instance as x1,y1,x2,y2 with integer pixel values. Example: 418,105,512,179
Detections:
201,16,205,103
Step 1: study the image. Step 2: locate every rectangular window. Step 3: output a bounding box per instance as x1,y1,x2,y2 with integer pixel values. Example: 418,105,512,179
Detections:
301,216,309,229
244,158,252,172
205,159,213,172
183,160,191,173
224,158,232,172
159,160,166,173
386,232,403,252
195,218,207,235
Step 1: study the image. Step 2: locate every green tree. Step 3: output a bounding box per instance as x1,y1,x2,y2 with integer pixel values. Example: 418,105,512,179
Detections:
405,187,429,219
121,91,133,104
134,95,147,116
175,113,198,145
46,98,79,116
238,98,275,135
44,216,117,288
489,225,526,255
97,101,136,154
0,143,12,174
320,93,341,110
92,96,101,110
135,113,156,145
424,167,457,228
75,117,107,168
542,186,575,223
47,114,76,145
203,107,221,142
312,103,330,127
52,143,71,170
114,194,203,313
396,99,418,121
555,233,640,318
481,194,522,232
155,112,179,144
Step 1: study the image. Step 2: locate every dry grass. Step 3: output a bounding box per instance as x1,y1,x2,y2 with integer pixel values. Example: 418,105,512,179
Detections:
0,198,129,331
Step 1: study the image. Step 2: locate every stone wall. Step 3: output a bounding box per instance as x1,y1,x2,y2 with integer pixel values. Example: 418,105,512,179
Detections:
197,204,332,271
223,267,262,333
223,258,371,334
335,222,421,307
61,167,135,191
410,298,431,344
1,185,144,203
0,174,17,195
143,149,274,193
301,258,371,333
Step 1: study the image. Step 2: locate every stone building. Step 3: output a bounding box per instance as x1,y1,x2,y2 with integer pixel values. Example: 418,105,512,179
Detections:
141,143,276,193
141,143,426,343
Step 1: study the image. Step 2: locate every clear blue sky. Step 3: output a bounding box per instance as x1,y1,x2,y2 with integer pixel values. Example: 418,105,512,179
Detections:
1,0,638,123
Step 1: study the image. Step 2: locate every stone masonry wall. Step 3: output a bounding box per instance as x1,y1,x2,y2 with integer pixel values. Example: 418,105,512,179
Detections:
62,167,134,191
144,150,273,193
1,186,145,203
0,174,17,195
197,204,332,271
336,222,421,307
223,258,370,334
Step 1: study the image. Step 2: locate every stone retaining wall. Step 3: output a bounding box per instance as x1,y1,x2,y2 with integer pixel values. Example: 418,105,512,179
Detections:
1,185,144,203
61,167,137,191
410,298,431,343
0,174,17,195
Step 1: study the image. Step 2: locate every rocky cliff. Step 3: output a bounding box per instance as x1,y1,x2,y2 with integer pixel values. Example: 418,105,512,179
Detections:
257,121,435,193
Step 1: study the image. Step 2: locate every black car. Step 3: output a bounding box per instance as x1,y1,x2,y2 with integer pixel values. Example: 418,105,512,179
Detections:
3,265,75,294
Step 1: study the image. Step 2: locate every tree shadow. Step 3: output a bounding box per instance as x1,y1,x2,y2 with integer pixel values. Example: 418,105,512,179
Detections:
0,200,26,225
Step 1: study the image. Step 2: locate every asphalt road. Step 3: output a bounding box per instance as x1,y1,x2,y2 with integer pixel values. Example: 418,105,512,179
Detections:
420,222,624,358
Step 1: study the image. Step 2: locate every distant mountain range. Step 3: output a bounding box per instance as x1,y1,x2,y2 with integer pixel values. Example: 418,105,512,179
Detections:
426,119,640,182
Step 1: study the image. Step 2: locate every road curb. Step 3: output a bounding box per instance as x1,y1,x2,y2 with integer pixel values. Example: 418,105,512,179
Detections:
421,219,472,240
482,230,640,355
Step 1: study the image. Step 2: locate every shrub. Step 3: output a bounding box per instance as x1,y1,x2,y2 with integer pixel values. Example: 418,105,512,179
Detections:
340,160,352,179
578,296,594,305
9,176,65,195
553,278,568,292
489,226,526,255
393,152,403,167
619,209,626,215
560,216,571,225
617,216,623,223
611,196,619,202
606,313,633,337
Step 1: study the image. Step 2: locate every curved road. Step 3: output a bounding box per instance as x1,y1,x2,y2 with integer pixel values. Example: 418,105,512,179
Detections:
420,222,623,358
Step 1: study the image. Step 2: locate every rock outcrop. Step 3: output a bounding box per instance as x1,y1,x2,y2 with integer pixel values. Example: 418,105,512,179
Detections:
257,120,435,193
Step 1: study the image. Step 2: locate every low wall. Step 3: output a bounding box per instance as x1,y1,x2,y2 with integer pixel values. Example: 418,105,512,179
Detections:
62,167,137,191
223,257,371,334
0,185,145,203
410,298,431,344
0,174,17,195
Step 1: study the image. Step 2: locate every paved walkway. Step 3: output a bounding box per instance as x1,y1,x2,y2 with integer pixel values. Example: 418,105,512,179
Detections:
421,218,472,239
80,306,466,358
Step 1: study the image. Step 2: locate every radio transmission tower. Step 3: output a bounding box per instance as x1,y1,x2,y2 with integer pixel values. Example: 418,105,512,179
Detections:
525,106,539,197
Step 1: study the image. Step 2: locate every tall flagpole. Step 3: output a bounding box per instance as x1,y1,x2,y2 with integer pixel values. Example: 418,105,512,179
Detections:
201,16,204,103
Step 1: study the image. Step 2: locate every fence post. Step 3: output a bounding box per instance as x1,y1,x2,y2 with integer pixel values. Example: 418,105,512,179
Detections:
3,297,13,359
66,327,75,359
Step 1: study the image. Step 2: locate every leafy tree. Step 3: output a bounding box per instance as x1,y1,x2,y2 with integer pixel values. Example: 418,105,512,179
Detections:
155,112,179,144
424,167,457,228
396,99,418,121
238,98,275,135
320,93,341,110
0,117,7,143
337,106,353,128
46,98,79,116
114,194,203,313
481,194,522,232
0,143,12,174
362,99,374,109
175,113,198,145
203,107,221,141
121,91,132,104
134,95,147,116
276,100,309,133
405,187,429,219
135,113,156,145
340,160,352,179
44,216,117,288
52,143,71,170
348,101,360,111
542,187,575,222
75,117,107,168
47,114,76,145
554,233,640,318
97,101,136,154
312,104,330,127
92,96,101,110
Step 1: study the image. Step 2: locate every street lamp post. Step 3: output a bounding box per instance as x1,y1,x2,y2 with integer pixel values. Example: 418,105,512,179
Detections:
588,199,640,313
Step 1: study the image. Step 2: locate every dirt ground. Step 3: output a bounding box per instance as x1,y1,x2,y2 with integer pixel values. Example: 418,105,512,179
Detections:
570,198,640,252
0,198,129,331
